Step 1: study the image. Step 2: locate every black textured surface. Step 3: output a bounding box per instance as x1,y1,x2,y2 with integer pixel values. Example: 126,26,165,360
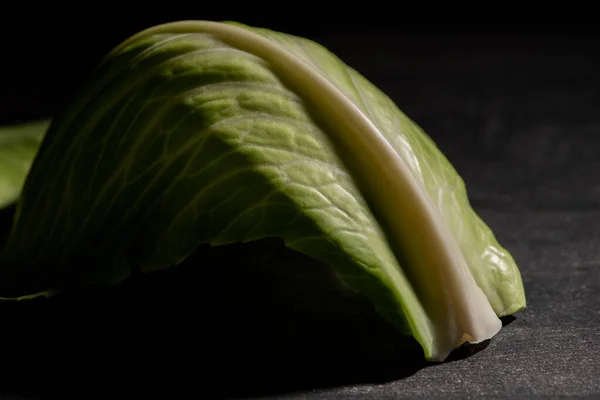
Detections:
0,31,599,399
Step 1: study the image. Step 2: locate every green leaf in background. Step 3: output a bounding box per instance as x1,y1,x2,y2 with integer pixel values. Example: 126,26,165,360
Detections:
0,21,525,361
0,120,49,210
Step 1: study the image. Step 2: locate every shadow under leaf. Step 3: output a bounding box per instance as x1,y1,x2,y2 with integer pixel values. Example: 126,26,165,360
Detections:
0,204,15,250
0,238,431,399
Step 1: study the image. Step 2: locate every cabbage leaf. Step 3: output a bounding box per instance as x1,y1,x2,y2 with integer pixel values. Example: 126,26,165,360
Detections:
0,21,525,361
0,120,49,210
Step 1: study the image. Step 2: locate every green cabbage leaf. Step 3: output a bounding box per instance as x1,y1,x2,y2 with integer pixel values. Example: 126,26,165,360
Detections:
0,21,525,361
0,120,49,210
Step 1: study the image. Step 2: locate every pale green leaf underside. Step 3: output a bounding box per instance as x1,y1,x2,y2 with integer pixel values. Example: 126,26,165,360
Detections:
0,22,525,361
0,120,49,210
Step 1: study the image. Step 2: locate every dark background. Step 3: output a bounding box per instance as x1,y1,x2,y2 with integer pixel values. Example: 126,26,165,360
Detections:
1,11,599,399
